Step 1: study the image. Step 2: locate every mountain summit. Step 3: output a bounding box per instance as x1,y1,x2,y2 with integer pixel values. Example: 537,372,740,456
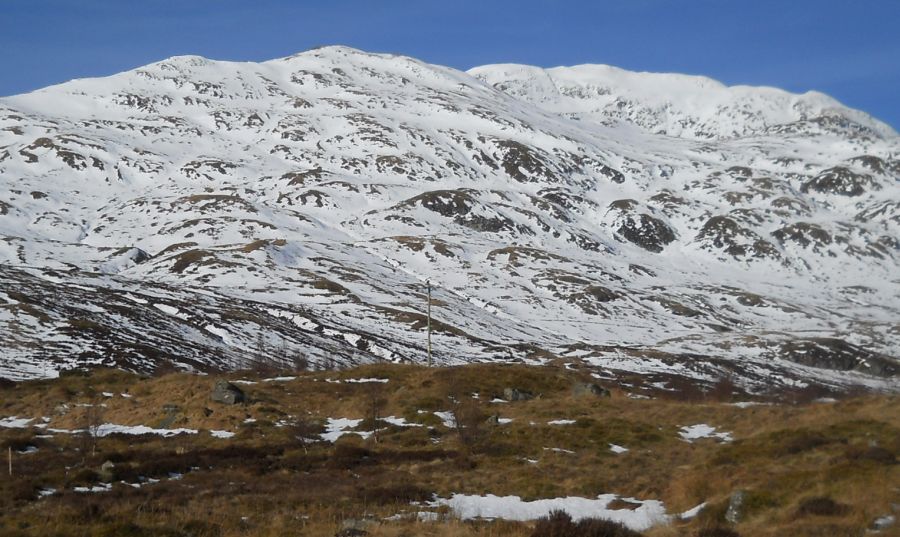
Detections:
0,46,897,391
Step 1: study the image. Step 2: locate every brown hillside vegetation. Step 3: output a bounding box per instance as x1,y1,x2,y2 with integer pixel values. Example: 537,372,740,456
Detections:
0,364,897,537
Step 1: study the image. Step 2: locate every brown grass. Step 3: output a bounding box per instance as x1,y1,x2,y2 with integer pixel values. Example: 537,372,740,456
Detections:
0,364,896,537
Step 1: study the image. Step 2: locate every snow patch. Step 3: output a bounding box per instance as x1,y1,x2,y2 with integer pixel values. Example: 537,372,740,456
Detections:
154,303,189,320
344,377,390,383
74,483,113,493
678,424,733,443
433,411,456,428
0,416,33,428
431,493,669,531
548,419,576,425
321,417,370,442
90,423,198,437
204,324,233,345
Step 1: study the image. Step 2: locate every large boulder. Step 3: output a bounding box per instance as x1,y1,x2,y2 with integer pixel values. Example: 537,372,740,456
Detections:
572,382,611,398
616,213,676,253
98,460,116,482
503,387,535,401
211,380,245,405
336,517,373,537
871,514,896,532
725,490,746,524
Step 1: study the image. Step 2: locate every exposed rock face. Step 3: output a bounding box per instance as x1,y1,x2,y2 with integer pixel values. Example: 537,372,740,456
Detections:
495,139,556,183
616,213,676,253
503,388,535,401
210,380,245,405
572,382,611,398
777,339,898,378
695,216,780,260
771,223,832,252
801,166,879,196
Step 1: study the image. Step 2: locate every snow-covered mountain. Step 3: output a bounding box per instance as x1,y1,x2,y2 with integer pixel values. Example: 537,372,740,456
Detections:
1,46,897,391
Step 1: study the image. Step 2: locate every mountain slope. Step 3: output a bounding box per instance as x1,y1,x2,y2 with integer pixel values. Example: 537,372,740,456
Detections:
468,62,897,140
0,46,897,391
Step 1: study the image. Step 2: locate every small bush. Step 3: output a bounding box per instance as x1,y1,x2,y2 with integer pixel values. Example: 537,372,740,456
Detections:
844,445,896,465
356,483,432,504
92,522,153,537
775,430,830,455
531,510,575,537
7,479,39,502
178,519,222,537
576,518,644,537
530,510,644,537
795,496,849,517
741,489,779,514
328,442,373,470
65,467,99,487
1,433,37,451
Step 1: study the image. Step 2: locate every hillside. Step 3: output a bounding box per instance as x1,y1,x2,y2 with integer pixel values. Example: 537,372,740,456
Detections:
0,46,898,392
0,364,897,536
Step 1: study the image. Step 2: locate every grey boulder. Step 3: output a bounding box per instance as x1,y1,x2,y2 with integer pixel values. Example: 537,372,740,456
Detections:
211,380,245,405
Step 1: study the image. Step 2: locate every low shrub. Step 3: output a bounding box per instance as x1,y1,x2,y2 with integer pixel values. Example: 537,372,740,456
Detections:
775,430,830,455
328,442,373,470
177,519,222,537
1,433,38,451
65,467,98,487
91,522,153,537
6,479,39,503
795,496,849,517
530,510,643,537
844,445,896,465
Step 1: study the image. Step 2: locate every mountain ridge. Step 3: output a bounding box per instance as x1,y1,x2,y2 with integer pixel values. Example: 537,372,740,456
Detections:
0,46,897,392
468,60,896,140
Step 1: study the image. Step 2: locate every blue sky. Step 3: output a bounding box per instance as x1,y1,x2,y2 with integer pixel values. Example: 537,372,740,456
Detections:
2,0,898,130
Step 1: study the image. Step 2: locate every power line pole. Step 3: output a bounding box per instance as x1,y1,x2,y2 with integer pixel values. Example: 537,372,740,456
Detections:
426,280,432,367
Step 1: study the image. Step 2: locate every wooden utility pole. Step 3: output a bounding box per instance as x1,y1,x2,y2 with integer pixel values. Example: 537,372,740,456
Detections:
426,280,432,367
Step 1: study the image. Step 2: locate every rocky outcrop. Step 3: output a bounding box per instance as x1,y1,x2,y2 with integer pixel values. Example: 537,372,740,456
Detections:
503,388,535,401
725,490,745,524
695,216,780,260
801,166,879,197
572,382,611,398
616,213,676,253
777,339,898,378
211,380,245,405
